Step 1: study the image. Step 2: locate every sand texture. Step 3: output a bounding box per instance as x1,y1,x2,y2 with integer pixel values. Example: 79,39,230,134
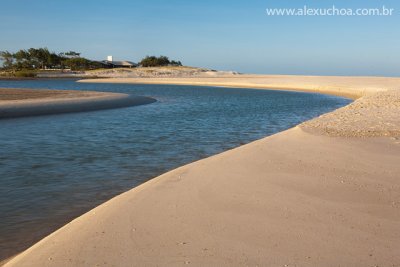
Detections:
0,88,156,119
4,128,400,267
4,75,400,267
301,90,400,137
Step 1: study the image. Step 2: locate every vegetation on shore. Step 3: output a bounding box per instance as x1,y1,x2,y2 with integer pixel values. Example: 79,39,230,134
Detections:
139,56,182,67
0,48,102,76
0,48,184,78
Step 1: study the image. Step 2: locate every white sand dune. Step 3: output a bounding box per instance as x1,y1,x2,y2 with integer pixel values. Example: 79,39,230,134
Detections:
4,75,400,267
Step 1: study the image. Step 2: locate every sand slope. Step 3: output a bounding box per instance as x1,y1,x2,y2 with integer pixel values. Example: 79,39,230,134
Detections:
301,90,400,137
5,128,400,267
4,75,400,266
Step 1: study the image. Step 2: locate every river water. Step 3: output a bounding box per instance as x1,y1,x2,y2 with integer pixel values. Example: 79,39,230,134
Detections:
0,79,351,260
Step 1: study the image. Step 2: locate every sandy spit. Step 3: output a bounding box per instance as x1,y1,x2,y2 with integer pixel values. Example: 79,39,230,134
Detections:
4,75,400,267
0,88,156,119
78,74,400,99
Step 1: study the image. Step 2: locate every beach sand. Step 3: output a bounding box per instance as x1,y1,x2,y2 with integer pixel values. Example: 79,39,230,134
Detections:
4,75,400,266
0,88,156,119
78,74,400,99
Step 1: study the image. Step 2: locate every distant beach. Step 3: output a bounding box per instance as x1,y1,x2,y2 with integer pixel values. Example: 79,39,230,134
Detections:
79,72,398,99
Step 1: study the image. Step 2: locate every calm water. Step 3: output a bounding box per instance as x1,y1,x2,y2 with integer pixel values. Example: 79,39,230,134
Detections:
0,79,351,259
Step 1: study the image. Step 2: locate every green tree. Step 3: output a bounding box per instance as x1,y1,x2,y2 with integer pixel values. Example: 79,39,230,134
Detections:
63,58,102,71
0,51,15,69
14,49,33,69
139,55,182,67
140,56,158,67
61,51,81,58
170,60,182,66
157,56,170,66
27,48,52,69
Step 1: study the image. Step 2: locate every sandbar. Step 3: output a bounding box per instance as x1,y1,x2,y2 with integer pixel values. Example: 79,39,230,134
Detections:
0,88,156,119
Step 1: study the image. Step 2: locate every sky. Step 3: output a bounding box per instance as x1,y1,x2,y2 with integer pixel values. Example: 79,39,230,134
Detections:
1,0,399,76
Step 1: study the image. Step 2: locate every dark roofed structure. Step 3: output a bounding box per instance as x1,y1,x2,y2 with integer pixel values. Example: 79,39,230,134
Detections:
100,60,137,68
100,56,137,68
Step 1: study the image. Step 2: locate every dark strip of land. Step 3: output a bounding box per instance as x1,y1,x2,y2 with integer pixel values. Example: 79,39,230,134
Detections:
0,88,156,119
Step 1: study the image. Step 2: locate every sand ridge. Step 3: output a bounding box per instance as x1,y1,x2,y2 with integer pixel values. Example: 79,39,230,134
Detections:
0,88,110,101
0,88,156,119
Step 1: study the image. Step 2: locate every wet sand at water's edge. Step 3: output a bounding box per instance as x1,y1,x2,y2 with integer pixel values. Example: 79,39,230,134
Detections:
0,88,156,119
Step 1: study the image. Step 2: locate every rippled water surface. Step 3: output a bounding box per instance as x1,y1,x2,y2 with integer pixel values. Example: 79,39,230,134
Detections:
0,79,351,259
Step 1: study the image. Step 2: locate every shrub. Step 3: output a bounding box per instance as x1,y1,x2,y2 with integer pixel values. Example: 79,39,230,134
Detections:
14,70,37,78
139,56,182,67
63,58,102,71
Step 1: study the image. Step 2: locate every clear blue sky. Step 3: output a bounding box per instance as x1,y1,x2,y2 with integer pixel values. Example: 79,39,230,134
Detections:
1,0,399,76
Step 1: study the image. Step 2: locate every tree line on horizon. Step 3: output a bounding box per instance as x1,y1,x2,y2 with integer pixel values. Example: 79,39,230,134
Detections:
0,48,102,72
0,48,183,73
139,56,182,67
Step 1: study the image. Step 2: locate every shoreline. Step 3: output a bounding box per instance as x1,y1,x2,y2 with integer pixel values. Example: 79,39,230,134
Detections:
0,88,156,119
77,74,400,99
4,75,400,266
78,76,364,100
